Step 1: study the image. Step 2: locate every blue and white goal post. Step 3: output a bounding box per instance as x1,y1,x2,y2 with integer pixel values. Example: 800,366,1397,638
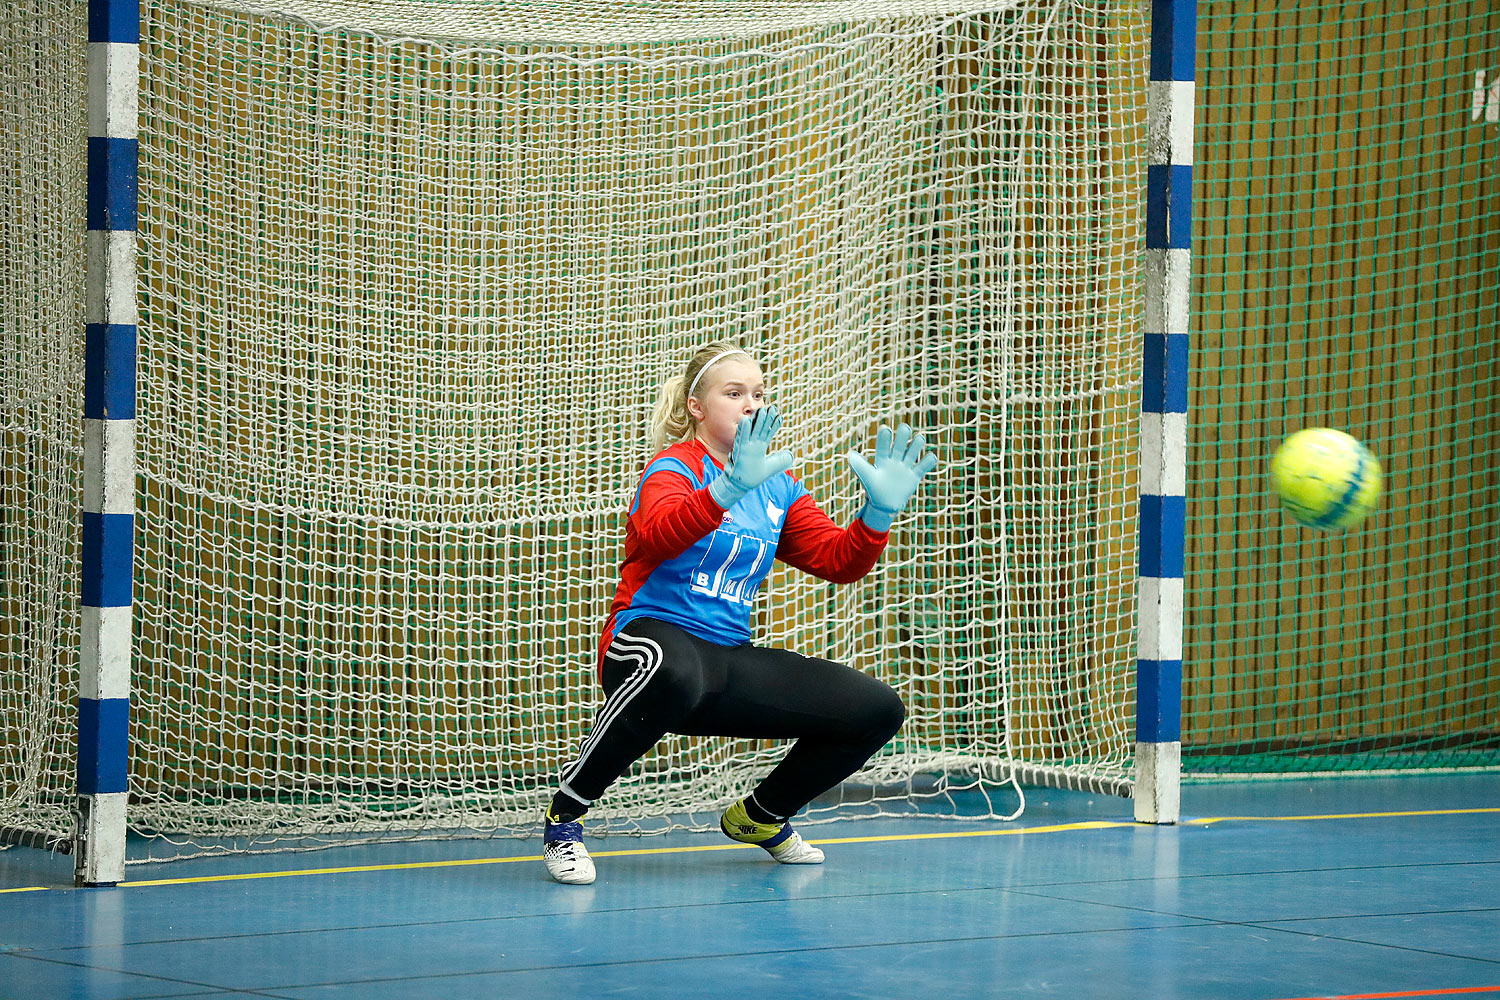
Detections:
77,0,139,886
1135,0,1194,826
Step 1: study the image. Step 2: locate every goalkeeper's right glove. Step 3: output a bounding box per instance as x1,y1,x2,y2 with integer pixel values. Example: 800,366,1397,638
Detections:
707,405,795,510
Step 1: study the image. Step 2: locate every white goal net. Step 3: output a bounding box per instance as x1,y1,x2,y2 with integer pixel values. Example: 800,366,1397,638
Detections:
3,0,1147,859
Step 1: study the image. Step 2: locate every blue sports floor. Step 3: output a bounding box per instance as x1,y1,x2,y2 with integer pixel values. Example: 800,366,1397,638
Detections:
1,774,1496,999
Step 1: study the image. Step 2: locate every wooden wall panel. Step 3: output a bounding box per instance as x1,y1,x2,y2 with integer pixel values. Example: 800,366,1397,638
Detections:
1185,0,1500,760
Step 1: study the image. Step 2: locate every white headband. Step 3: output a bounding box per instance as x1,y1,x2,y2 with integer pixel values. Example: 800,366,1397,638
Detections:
686,349,747,400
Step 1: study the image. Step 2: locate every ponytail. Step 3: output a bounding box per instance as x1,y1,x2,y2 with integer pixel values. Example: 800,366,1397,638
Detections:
650,372,693,451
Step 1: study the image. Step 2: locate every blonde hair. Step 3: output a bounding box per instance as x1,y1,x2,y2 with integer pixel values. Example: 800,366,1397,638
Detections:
649,340,754,451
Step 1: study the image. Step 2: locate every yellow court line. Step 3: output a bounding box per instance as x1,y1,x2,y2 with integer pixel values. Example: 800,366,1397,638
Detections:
1,807,1494,894
808,819,1130,845
124,841,765,888
1185,807,1500,825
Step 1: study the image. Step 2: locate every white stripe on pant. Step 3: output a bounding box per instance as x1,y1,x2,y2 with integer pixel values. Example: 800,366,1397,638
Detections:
559,632,664,790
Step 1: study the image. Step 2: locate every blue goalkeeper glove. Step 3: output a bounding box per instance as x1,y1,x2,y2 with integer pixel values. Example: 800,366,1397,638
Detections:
847,422,939,532
707,405,795,509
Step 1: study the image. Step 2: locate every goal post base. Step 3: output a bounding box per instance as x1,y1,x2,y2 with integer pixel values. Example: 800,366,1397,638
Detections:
74,792,127,887
1133,741,1181,824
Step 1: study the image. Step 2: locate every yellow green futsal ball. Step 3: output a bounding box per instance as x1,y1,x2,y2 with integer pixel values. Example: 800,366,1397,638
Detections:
1269,428,1382,529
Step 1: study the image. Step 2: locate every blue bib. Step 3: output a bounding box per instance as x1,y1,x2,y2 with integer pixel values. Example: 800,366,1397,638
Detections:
614,451,808,646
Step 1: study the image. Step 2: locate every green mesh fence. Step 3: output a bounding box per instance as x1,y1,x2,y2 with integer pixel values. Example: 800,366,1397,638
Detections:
1185,0,1500,774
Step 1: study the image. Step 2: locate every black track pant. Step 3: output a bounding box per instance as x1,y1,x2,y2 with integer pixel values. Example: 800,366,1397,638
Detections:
559,617,906,819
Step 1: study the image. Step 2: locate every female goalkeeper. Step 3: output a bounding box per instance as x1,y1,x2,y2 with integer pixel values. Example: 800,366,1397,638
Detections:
543,341,938,885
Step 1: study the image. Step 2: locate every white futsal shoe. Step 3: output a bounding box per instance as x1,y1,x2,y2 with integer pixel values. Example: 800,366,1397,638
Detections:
543,818,596,885
720,799,825,864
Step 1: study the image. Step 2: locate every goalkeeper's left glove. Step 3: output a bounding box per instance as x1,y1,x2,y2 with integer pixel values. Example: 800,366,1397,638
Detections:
846,422,939,532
